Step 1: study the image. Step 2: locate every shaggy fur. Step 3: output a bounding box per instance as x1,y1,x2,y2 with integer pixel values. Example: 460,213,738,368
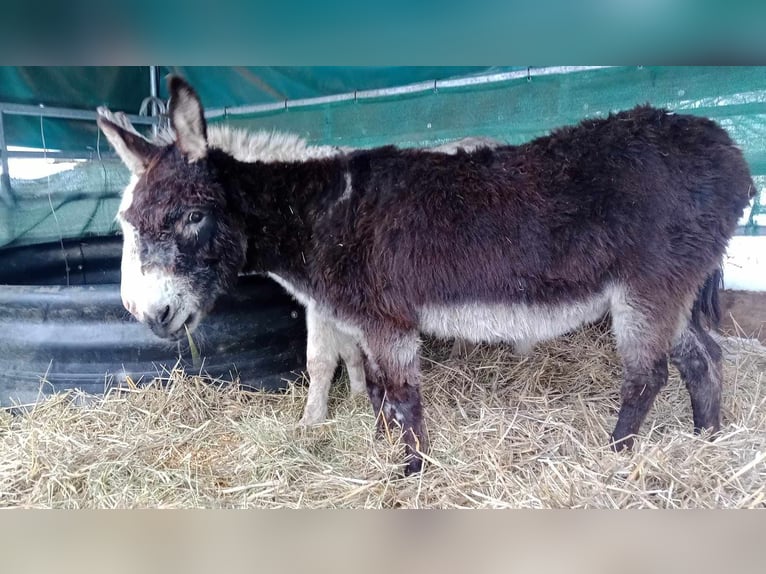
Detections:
98,76,755,475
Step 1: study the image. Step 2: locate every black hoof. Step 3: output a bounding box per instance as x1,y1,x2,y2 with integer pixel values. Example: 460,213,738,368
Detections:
403,454,423,476
610,434,635,452
693,423,720,441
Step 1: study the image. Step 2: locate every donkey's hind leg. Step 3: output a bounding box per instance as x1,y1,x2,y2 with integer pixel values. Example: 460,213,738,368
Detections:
610,357,669,451
609,292,675,450
670,322,722,436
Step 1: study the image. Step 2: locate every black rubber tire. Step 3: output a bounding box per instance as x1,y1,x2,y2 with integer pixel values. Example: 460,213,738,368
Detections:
0,236,307,406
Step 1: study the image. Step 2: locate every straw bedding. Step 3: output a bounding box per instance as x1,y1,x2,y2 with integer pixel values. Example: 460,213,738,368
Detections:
1,320,764,508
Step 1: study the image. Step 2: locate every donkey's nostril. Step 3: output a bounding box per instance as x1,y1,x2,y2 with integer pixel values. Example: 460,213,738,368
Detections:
146,304,181,338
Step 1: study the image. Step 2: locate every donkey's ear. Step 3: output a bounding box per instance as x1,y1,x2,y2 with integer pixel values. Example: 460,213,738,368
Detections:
97,106,139,134
167,75,208,162
97,110,158,175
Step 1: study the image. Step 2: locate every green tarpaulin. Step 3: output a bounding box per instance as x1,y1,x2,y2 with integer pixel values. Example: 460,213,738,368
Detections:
1,66,764,248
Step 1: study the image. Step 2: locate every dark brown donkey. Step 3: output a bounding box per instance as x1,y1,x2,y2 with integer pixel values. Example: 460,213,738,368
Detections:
98,75,754,475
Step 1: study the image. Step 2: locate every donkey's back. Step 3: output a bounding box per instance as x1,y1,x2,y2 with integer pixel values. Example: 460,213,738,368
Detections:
322,106,752,317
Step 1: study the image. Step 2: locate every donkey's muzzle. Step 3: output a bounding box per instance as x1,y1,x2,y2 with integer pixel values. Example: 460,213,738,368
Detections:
146,304,184,340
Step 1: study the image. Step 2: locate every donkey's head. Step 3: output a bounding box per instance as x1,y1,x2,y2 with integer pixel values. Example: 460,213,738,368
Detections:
98,76,247,340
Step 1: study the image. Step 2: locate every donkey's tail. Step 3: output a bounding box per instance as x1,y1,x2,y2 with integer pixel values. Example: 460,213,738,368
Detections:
691,266,723,331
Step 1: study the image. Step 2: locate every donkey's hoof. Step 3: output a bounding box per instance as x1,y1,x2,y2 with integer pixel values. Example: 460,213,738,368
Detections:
610,434,635,452
693,423,721,441
403,455,424,476
297,413,327,427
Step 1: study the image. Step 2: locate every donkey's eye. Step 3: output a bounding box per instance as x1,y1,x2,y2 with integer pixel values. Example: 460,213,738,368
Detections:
188,211,204,224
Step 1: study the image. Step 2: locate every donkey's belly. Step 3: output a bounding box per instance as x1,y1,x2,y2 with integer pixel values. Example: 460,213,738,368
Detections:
418,293,611,346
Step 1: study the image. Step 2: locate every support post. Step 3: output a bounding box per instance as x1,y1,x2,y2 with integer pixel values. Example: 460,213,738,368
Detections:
149,66,161,136
0,111,14,206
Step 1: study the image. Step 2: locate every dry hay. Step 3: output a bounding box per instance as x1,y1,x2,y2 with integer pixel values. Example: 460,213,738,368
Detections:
1,321,764,508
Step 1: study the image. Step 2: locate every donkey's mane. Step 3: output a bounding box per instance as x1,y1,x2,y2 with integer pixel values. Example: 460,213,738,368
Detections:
210,125,347,162
96,107,347,163
153,122,346,163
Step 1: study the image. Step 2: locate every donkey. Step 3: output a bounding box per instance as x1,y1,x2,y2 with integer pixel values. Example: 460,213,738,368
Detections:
98,75,754,475
97,105,499,426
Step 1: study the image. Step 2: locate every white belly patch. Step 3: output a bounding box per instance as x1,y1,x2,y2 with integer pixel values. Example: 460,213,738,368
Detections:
418,293,611,347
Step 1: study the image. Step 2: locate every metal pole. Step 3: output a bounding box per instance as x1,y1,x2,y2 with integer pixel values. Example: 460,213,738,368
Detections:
1,150,119,160
0,102,156,125
204,66,615,120
149,66,161,136
0,112,14,206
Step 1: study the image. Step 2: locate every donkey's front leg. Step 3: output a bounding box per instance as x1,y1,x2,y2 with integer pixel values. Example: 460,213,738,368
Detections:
363,330,428,476
300,307,341,426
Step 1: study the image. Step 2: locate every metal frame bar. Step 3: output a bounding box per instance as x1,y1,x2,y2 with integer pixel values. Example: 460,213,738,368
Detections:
736,226,766,236
149,65,161,136
0,102,157,124
205,66,615,119
1,150,119,160
0,111,12,205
